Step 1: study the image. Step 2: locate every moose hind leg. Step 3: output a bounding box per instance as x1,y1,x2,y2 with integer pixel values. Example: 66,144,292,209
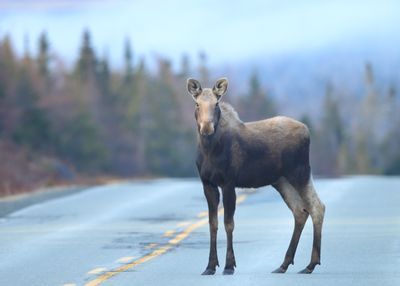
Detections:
222,186,236,275
298,178,325,274
202,183,220,275
272,177,309,273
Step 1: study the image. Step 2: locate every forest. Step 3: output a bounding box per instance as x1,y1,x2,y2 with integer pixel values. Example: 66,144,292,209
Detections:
0,30,399,196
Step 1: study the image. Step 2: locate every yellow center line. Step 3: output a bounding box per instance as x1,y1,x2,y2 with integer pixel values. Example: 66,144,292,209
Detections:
84,194,248,286
176,221,191,227
197,211,208,218
162,230,176,237
236,194,247,204
144,243,158,249
116,256,136,263
87,267,107,275
168,217,209,245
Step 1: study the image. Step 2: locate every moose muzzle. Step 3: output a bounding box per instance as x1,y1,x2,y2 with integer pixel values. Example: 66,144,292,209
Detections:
199,121,215,136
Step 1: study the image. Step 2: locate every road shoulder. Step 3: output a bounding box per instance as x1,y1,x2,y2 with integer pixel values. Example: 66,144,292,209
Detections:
0,185,87,217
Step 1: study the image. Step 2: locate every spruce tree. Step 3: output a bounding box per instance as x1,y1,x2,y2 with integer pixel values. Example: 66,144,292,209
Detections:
239,71,276,121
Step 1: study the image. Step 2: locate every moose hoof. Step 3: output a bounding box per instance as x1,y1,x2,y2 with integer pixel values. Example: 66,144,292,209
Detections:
223,268,235,275
201,269,216,275
298,267,313,274
271,266,287,274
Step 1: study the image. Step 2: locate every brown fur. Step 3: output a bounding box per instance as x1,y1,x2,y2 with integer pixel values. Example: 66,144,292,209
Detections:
187,78,325,275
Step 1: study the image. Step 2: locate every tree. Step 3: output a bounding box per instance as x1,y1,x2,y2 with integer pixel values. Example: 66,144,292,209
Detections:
75,29,96,81
198,51,209,86
315,83,345,175
353,63,381,174
238,71,277,121
179,53,190,79
321,83,344,148
96,55,112,100
0,35,17,105
143,59,195,176
56,110,109,172
37,31,50,79
130,57,148,174
381,84,400,175
124,38,134,83
13,57,53,151
73,29,104,128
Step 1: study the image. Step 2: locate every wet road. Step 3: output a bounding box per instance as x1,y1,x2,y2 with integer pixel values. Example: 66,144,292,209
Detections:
0,176,399,286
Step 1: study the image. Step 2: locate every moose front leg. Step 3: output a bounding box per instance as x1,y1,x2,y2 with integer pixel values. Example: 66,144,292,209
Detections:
202,183,220,275
222,186,236,275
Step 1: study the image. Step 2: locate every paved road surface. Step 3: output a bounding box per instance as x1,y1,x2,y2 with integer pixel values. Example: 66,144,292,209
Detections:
0,176,399,286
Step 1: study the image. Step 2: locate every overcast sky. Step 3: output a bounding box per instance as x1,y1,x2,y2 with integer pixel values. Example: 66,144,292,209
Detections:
0,0,398,68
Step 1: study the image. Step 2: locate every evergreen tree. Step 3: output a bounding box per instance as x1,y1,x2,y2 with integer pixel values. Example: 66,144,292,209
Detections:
76,29,96,81
198,51,209,86
132,57,148,174
238,71,276,121
144,59,195,176
0,35,17,99
354,63,381,174
179,53,190,78
321,83,343,147
73,29,104,125
13,58,52,151
381,85,400,174
0,36,17,135
56,110,109,172
316,83,345,175
37,31,50,79
96,54,112,101
124,38,134,83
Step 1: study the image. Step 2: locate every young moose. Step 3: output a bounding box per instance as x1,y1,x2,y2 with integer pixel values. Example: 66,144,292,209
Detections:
187,78,325,275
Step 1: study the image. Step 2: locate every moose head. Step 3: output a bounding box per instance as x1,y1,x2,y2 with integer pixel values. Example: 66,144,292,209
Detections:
187,78,228,136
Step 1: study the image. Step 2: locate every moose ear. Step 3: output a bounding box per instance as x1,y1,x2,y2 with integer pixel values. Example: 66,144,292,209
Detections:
213,77,228,100
187,78,202,100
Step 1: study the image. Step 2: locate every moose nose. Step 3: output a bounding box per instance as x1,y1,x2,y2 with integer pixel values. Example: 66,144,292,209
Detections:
200,122,214,136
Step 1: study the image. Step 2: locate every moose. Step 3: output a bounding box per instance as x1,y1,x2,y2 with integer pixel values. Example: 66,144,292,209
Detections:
187,78,325,275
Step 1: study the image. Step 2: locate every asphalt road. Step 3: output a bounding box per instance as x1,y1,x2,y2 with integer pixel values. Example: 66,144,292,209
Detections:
0,176,399,286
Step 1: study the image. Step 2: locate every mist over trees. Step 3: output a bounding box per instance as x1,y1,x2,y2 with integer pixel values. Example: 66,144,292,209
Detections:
0,30,399,195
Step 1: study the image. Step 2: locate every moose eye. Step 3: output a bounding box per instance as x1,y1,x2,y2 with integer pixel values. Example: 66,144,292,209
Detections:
195,103,199,108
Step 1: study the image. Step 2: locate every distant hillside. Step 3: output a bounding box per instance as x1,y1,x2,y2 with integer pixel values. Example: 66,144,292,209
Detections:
217,41,400,119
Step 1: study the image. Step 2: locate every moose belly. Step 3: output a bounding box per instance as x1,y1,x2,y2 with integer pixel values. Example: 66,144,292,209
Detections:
234,160,280,188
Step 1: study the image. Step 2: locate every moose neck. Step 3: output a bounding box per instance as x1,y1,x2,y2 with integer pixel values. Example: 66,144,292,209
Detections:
198,102,242,153
199,129,221,152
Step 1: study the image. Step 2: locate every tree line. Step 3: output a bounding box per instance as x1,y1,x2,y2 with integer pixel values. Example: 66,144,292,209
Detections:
0,30,398,194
